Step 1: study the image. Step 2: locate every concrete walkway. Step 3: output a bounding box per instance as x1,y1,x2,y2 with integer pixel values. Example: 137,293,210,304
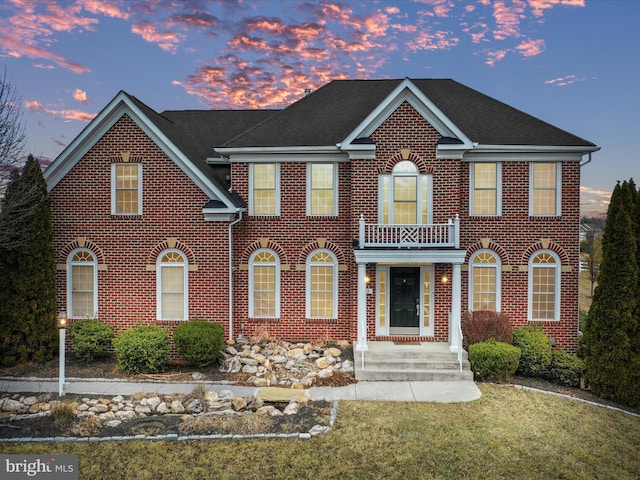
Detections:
0,377,481,403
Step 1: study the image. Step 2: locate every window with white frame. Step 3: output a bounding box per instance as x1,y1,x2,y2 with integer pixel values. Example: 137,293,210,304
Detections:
470,162,501,216
379,161,431,224
249,249,280,318
306,249,338,319
530,162,561,216
307,163,337,216
529,250,560,321
111,163,142,215
469,250,501,312
67,249,98,318
250,163,279,215
157,249,188,320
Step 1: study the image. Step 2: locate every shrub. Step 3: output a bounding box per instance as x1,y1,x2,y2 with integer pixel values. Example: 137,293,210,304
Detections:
468,340,521,382
462,311,513,349
67,319,114,363
172,320,224,367
551,350,585,388
512,326,552,377
113,326,170,374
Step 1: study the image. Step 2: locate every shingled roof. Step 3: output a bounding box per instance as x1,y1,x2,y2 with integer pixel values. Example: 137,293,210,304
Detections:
219,79,596,149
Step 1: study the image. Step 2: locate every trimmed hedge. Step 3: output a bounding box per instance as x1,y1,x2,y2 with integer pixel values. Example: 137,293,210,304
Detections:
67,319,114,363
113,326,170,374
469,340,521,382
512,326,552,377
173,320,224,367
551,350,585,388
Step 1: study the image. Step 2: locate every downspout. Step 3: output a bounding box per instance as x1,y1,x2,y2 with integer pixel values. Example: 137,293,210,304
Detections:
228,209,243,341
580,152,593,167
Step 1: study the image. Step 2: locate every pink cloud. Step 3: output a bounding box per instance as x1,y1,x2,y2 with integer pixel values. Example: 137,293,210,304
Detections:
78,0,130,19
545,74,594,86
407,30,459,51
131,21,183,52
516,38,545,56
492,0,526,40
73,89,88,103
25,100,45,112
485,49,509,66
529,0,586,17
0,32,90,73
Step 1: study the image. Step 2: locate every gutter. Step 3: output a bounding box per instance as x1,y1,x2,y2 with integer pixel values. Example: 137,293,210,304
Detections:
228,209,243,340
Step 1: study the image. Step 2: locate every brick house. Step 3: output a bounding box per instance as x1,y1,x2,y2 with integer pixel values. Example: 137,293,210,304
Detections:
44,78,598,357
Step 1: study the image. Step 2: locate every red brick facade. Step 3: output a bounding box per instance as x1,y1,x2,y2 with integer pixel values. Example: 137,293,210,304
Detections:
47,90,586,354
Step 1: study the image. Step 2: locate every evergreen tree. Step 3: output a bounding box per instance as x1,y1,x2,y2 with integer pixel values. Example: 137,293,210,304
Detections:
581,180,640,407
0,156,57,365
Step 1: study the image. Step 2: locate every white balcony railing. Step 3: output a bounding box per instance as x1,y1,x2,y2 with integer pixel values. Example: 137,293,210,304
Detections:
358,214,460,248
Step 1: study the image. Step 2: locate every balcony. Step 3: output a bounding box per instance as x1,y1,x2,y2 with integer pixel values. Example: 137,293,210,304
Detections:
358,214,460,249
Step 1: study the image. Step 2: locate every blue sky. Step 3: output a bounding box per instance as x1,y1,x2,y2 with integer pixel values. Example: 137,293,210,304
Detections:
1,0,638,216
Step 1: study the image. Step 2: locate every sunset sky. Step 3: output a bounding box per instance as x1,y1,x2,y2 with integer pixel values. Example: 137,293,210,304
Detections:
1,0,638,215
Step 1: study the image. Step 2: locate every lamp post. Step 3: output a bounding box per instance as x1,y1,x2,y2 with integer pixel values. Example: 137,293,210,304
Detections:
57,313,68,396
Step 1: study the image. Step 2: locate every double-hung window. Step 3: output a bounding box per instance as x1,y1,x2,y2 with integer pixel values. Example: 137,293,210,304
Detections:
306,250,338,319
531,162,561,216
307,163,337,216
250,163,279,215
529,251,560,321
470,162,501,216
469,250,501,312
112,163,142,215
249,250,280,318
379,161,431,225
67,249,98,318
157,250,188,320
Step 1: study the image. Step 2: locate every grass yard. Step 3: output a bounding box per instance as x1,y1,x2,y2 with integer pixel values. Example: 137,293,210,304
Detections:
2,384,638,479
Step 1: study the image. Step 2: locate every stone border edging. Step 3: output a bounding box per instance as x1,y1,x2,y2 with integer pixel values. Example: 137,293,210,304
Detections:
0,401,339,444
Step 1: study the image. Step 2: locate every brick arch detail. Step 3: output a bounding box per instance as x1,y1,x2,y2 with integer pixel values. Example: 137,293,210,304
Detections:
149,240,196,265
521,241,569,266
297,240,346,265
465,241,510,265
60,239,105,265
379,152,432,174
241,240,288,265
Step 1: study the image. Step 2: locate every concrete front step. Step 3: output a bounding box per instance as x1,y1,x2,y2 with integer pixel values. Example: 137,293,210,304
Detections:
354,341,473,382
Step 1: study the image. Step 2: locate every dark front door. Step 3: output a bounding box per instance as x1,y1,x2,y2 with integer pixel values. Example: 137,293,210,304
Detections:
390,267,420,334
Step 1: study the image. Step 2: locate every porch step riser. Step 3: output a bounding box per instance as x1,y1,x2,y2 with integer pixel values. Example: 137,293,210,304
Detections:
364,352,468,361
357,369,474,382
362,360,470,371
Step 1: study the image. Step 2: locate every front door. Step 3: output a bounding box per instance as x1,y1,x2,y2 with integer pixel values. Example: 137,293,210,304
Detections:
390,267,420,335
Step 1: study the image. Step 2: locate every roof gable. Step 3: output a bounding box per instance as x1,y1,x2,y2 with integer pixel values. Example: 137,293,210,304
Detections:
43,92,245,210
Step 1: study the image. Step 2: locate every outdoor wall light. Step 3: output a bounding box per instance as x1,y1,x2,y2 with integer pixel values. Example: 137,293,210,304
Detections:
56,314,68,329
441,274,448,284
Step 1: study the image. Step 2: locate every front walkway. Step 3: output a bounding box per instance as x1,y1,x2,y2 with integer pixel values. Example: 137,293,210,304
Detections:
1,377,481,403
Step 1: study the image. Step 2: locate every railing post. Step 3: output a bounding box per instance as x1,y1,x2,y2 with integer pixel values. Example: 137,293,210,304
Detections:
454,214,460,248
359,214,365,249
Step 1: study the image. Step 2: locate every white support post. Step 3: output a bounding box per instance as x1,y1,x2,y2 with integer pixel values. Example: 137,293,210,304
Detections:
355,262,368,355
449,263,462,353
358,214,365,249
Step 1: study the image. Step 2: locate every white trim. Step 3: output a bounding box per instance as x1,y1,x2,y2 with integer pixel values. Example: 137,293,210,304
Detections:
339,78,473,149
306,163,338,216
529,162,562,217
468,249,502,312
464,151,585,162
110,163,143,215
248,249,281,319
67,248,98,319
469,162,502,217
420,265,435,337
43,92,235,209
528,250,561,321
468,144,598,155
216,145,342,156
355,249,466,264
306,249,338,319
229,151,349,163
249,163,280,216
156,249,188,321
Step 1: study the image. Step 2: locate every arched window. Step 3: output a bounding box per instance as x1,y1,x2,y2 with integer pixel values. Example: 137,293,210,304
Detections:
379,161,431,225
529,250,560,321
67,249,98,318
306,250,338,319
249,249,280,318
469,250,501,312
157,249,188,320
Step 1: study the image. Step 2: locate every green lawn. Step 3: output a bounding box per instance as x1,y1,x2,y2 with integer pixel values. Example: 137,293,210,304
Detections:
2,384,638,479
